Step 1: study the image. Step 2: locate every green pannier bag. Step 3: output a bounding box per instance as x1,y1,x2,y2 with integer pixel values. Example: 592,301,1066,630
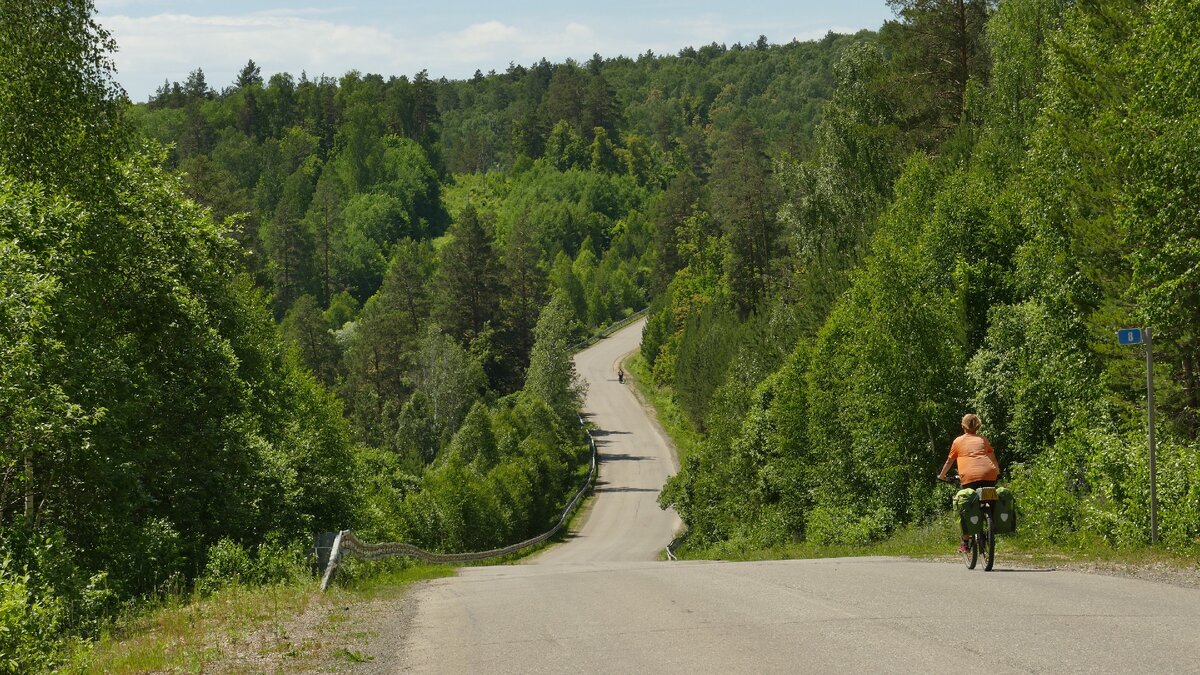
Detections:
954,488,983,535
993,487,1017,534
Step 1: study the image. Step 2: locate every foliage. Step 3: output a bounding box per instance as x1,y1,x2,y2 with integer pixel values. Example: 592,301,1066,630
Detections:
0,561,63,675
196,538,304,595
0,1,362,665
523,293,587,426
656,0,1200,559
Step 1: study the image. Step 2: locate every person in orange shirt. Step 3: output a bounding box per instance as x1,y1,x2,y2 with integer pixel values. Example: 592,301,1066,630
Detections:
937,413,1000,553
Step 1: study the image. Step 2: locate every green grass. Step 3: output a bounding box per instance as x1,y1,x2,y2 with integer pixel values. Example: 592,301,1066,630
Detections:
678,510,1200,572
671,513,961,563
333,559,455,598
624,352,702,464
63,562,453,674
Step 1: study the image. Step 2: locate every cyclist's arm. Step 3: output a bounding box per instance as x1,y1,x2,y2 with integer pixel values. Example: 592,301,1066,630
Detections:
937,453,956,481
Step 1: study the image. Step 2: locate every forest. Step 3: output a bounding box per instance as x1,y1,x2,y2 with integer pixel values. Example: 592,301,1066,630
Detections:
0,0,862,668
647,0,1200,559
3,0,1199,669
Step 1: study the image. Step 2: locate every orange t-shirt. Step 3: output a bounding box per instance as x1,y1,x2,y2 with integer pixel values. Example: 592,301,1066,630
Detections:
948,433,998,484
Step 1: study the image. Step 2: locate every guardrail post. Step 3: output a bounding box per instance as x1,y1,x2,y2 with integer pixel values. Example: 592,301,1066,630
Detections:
313,531,338,575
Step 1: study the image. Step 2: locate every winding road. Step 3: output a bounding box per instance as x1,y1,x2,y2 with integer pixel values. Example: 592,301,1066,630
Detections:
370,318,1200,674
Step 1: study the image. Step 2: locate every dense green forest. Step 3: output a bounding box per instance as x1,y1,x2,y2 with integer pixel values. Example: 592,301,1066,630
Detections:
0,0,867,668
649,0,1200,557
5,0,1198,668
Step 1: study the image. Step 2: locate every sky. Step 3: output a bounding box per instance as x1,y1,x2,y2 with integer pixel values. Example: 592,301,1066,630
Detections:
95,1,895,102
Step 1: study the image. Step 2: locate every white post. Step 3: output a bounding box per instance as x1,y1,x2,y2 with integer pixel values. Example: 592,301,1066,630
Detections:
320,530,347,592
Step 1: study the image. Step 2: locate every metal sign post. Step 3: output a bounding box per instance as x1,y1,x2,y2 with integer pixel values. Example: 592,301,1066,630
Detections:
1117,327,1158,544
1145,328,1157,545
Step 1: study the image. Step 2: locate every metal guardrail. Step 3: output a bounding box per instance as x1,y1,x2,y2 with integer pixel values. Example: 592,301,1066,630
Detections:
665,533,683,561
320,416,599,591
569,308,649,352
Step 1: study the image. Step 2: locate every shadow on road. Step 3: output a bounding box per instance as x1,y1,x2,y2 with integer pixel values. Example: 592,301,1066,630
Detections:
595,486,661,494
599,453,652,462
988,568,1057,573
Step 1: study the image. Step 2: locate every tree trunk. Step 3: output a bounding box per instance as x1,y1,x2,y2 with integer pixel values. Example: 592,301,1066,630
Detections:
1183,348,1198,440
956,0,969,121
24,454,34,521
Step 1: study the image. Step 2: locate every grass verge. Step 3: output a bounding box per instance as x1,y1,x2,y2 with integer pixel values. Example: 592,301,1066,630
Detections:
63,562,453,674
624,353,702,465
690,515,962,562
681,508,1200,581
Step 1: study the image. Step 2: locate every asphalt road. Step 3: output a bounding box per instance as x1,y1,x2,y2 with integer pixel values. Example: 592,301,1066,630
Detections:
375,319,1200,674
534,317,682,563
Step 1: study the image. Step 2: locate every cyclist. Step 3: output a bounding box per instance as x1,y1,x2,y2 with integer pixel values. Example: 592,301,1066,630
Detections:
617,367,625,384
937,413,999,553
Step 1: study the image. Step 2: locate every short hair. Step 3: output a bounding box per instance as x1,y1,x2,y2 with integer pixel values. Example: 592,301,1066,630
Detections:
962,413,982,433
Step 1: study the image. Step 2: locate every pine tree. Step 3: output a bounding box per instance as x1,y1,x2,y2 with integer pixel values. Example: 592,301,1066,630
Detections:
883,0,994,142
500,216,549,383
236,59,263,89
305,167,344,305
434,205,501,345
710,118,781,316
282,294,339,384
650,169,701,292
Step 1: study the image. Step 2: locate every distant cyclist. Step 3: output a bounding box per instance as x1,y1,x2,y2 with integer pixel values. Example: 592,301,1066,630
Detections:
937,413,1000,553
617,367,625,384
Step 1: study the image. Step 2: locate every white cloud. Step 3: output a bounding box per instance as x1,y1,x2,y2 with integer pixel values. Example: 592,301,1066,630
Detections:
104,11,416,95
436,20,608,69
453,20,520,47
96,0,161,9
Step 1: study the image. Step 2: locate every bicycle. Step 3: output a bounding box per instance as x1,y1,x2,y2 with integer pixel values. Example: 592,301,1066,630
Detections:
939,475,997,571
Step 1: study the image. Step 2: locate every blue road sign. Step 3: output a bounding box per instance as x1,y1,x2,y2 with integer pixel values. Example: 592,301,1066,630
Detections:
1118,328,1143,345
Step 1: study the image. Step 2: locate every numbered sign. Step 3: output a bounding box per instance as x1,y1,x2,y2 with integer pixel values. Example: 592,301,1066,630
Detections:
1117,328,1143,345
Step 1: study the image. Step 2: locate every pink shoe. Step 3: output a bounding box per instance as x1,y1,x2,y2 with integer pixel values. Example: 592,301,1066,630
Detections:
958,541,970,554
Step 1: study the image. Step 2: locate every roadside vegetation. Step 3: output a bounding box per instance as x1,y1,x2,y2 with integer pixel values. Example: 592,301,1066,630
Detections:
625,354,702,466
645,0,1200,565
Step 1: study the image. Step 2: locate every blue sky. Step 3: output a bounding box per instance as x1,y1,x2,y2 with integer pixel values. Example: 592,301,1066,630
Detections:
96,1,895,101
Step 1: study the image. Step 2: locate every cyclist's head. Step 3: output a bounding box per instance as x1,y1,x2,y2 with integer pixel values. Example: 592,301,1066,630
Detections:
961,413,982,434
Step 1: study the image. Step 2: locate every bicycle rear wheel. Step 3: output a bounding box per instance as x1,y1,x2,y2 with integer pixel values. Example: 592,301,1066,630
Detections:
964,534,978,569
983,511,995,571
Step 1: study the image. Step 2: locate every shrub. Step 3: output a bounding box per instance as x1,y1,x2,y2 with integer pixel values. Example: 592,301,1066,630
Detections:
805,505,893,546
0,562,63,675
197,539,254,595
197,538,306,596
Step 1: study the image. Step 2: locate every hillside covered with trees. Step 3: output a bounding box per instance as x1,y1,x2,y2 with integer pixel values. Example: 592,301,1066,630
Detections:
647,0,1200,557
0,0,866,668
